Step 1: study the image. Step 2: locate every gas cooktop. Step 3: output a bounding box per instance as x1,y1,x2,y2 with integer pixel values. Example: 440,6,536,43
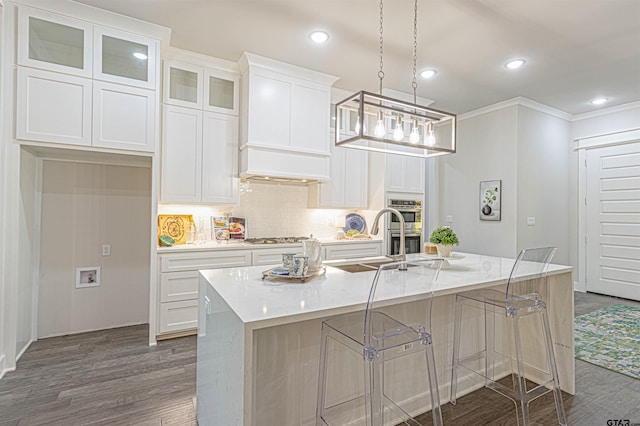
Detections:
244,237,309,244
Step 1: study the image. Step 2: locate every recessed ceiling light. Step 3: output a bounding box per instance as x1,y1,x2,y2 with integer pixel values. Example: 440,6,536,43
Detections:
590,97,609,105
505,59,526,70
133,52,148,60
309,31,329,44
420,69,437,79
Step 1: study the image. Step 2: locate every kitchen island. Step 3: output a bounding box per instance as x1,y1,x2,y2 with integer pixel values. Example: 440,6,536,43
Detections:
196,252,574,426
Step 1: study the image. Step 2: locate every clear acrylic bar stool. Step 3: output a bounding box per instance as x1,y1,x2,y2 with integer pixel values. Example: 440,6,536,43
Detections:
450,247,567,426
316,258,444,426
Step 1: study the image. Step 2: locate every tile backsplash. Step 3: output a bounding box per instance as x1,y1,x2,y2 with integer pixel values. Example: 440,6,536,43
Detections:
158,181,381,240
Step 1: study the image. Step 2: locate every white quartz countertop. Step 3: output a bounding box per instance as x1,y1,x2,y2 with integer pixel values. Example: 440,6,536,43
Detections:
199,252,572,329
158,238,381,253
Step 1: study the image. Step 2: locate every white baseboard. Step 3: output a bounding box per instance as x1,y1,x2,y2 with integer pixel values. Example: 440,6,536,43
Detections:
0,355,15,380
38,321,147,339
16,338,35,362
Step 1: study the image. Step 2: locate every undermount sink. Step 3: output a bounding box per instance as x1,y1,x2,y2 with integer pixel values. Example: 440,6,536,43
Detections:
330,259,414,273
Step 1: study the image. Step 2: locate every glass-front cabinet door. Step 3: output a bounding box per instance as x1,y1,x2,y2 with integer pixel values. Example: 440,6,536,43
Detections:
203,69,239,115
163,61,203,109
17,6,93,77
93,26,157,89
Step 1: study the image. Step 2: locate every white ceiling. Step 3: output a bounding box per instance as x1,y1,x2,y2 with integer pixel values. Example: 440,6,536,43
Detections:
76,0,640,116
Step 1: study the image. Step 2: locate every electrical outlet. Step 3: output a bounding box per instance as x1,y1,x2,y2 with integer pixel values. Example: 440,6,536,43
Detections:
102,244,111,256
446,215,454,225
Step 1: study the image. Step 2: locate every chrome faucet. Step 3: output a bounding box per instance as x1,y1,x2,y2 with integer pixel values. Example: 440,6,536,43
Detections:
371,208,407,270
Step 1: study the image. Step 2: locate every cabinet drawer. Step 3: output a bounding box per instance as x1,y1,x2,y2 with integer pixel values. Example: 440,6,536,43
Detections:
159,300,198,334
160,250,252,272
323,242,383,260
252,247,301,266
160,271,199,302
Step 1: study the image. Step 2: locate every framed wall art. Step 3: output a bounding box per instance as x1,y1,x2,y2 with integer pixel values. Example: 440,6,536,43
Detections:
480,180,501,221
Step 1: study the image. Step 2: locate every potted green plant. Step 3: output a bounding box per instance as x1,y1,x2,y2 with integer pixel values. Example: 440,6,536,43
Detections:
429,226,459,258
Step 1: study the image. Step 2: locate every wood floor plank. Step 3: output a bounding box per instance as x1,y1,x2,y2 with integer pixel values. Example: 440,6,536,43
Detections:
0,295,637,425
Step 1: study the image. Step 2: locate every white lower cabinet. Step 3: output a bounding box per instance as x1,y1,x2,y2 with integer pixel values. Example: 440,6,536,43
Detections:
252,247,301,266
323,241,383,260
157,241,382,338
159,300,199,334
158,250,252,336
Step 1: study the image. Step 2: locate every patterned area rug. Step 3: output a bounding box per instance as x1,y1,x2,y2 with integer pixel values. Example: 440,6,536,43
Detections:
574,304,640,380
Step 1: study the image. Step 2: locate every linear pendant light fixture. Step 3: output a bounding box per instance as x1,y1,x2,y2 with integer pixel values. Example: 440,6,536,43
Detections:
335,0,456,158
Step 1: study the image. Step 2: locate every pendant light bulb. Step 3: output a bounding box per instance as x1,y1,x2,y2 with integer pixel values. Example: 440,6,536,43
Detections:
425,121,436,146
409,122,420,143
374,112,386,138
354,116,361,134
393,117,404,141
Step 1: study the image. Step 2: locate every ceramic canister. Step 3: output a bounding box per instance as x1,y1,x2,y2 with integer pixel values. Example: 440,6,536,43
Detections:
282,253,296,272
292,255,309,277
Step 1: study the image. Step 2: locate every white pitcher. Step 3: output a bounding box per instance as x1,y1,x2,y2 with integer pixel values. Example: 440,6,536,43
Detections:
303,234,323,273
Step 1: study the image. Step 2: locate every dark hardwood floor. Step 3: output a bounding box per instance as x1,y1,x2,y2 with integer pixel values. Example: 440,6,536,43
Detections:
0,292,638,425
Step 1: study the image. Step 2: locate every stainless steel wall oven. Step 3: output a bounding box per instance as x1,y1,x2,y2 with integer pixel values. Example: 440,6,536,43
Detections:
387,199,422,255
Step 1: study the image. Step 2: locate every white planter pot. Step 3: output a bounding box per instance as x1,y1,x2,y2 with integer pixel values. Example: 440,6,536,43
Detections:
436,244,453,258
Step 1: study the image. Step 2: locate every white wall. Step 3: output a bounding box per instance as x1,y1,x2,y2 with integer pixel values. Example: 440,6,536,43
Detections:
38,161,151,338
436,106,519,257
516,106,571,264
572,104,640,140
16,149,37,355
436,103,573,263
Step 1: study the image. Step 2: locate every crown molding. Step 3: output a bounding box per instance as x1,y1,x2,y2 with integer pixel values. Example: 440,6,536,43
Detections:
571,101,640,121
458,97,572,122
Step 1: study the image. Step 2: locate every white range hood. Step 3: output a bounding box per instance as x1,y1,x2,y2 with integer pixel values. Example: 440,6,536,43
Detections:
237,52,339,182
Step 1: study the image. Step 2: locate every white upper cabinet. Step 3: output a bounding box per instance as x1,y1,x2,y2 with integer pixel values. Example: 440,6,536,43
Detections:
385,151,425,194
92,81,156,152
18,6,93,78
161,105,203,202
310,88,368,209
93,26,158,89
201,112,239,204
160,105,239,205
163,61,203,109
203,68,239,115
16,67,92,146
15,6,160,154
164,60,239,115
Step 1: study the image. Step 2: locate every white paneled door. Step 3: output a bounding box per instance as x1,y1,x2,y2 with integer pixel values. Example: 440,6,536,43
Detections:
586,142,640,300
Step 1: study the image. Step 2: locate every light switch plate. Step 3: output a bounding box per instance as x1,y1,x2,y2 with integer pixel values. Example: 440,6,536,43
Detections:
527,217,536,226
102,244,111,256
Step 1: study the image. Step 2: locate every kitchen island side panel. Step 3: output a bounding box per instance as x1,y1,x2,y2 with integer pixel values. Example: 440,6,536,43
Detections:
197,275,245,425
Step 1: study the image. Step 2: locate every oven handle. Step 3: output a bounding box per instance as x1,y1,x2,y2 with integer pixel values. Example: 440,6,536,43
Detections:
389,232,423,237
